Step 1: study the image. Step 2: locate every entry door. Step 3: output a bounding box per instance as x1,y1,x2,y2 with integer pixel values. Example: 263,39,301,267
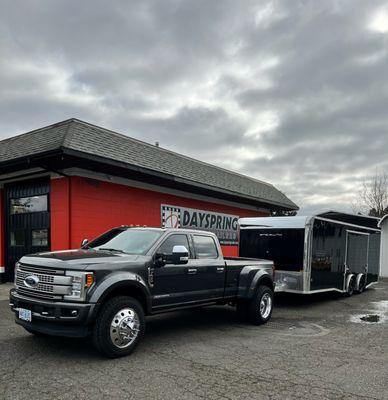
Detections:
4,179,50,281
345,231,369,288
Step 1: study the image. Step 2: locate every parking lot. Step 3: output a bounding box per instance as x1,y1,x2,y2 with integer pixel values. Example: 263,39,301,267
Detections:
1,282,388,400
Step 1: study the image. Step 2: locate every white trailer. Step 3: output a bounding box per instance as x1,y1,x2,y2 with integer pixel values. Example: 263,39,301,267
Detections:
239,211,381,295
378,215,388,278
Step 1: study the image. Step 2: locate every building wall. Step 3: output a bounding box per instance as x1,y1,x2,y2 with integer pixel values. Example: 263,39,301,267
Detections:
0,188,4,273
51,176,268,256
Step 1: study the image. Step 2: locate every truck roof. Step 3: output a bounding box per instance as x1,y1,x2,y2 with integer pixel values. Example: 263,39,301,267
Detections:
119,226,217,237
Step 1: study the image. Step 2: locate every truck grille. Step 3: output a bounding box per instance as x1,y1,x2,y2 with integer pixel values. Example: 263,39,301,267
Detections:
15,264,72,300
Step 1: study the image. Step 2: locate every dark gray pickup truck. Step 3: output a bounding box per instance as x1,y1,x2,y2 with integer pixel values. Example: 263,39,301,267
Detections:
10,227,274,357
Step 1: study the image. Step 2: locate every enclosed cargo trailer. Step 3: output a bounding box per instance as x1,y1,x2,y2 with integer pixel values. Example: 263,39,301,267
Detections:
239,211,381,295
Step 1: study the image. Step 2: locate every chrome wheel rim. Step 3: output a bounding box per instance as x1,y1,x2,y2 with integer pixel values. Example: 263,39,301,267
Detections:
110,307,140,349
259,293,272,319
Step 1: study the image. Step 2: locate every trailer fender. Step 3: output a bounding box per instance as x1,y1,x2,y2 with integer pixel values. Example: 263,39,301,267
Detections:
345,273,356,292
238,266,274,300
355,273,366,292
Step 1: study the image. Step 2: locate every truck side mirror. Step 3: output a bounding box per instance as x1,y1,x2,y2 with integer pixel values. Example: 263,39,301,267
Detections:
171,245,189,265
81,238,89,248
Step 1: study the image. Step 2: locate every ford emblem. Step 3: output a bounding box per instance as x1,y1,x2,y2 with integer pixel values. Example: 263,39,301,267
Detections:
24,275,39,288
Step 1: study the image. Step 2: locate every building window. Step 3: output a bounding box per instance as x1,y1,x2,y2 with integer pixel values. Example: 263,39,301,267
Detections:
10,230,25,247
32,229,48,247
10,195,48,214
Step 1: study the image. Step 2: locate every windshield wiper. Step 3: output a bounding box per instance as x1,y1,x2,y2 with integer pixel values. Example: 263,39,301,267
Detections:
98,248,126,253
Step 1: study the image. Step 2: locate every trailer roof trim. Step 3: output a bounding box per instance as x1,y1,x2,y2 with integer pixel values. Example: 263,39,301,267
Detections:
239,210,381,230
378,214,388,227
239,216,310,229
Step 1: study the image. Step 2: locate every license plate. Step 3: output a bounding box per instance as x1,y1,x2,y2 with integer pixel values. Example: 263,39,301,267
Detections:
18,308,32,322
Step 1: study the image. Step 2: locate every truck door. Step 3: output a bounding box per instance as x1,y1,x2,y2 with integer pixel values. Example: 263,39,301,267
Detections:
151,233,199,308
190,234,226,300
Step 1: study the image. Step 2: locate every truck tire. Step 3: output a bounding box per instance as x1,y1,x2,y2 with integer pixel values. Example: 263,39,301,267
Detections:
92,296,145,358
247,285,274,325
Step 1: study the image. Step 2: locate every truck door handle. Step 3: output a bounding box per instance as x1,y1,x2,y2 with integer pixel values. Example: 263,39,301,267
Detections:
216,267,225,273
187,268,197,275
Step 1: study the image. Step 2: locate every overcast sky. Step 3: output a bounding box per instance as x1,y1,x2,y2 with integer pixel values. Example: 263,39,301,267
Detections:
1,0,388,214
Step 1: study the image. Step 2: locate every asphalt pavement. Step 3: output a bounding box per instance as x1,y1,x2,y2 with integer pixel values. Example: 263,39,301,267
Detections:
1,282,388,400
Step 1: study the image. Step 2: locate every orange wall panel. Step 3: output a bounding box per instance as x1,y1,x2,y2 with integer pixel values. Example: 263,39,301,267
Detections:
50,178,70,251
51,176,268,253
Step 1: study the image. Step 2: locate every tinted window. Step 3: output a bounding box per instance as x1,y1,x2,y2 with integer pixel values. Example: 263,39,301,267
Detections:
32,229,49,247
239,229,304,271
158,234,190,256
10,195,48,214
88,229,163,255
193,235,218,259
10,230,25,246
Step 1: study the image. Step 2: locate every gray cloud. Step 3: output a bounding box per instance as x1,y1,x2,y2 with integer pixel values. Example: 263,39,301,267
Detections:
0,0,388,213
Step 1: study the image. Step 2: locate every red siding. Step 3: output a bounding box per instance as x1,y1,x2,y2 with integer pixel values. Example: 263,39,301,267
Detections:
50,178,70,251
0,188,4,270
51,176,268,255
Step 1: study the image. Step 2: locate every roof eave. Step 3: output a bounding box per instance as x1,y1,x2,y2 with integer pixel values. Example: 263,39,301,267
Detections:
0,147,298,211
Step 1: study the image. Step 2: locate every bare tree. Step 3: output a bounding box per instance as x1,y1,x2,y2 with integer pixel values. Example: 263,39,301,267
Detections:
355,172,388,218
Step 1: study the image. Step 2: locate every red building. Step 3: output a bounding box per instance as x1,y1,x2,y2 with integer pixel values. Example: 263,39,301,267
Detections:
0,119,297,282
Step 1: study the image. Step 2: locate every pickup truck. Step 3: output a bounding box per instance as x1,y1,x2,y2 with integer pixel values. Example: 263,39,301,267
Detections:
10,227,274,358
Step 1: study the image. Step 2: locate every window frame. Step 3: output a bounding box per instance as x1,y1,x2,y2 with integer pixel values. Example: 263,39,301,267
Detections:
157,233,193,259
192,234,219,260
10,194,48,215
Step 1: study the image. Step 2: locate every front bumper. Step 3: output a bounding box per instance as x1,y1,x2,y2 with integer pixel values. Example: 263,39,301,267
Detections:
10,289,99,337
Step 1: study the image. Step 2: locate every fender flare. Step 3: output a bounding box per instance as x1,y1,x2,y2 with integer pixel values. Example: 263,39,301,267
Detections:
89,272,152,313
237,266,274,300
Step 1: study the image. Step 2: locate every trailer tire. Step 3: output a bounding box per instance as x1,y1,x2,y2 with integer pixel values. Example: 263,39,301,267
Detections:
247,285,274,325
345,275,356,297
92,296,145,358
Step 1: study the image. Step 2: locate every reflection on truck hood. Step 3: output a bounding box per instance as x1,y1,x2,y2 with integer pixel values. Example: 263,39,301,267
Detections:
20,249,143,270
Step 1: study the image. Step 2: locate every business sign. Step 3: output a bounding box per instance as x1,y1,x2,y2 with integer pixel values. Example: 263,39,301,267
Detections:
161,204,239,245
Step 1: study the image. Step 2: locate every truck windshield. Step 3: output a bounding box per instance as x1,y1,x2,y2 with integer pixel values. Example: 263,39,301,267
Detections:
86,229,163,255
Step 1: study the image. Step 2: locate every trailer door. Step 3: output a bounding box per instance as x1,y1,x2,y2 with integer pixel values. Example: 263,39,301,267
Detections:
345,231,369,287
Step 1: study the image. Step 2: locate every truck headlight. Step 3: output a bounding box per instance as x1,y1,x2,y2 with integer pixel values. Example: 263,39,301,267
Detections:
64,271,94,301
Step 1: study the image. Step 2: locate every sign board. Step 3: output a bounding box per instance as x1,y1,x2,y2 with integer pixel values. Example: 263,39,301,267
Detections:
161,204,239,245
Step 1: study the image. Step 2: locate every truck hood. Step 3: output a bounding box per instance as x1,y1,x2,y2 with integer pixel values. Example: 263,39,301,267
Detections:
19,249,145,271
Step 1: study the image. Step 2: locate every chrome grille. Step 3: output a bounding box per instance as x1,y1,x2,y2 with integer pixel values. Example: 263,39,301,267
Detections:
17,269,55,284
16,277,54,293
15,264,72,299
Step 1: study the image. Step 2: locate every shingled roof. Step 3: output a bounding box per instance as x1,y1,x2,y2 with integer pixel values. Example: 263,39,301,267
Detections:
0,119,298,210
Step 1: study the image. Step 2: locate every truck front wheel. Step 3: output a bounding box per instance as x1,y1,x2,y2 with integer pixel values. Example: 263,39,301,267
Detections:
92,296,145,358
248,286,274,325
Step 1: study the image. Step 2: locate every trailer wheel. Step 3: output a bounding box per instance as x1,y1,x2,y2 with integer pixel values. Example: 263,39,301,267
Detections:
92,296,145,358
345,275,355,297
248,285,274,325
